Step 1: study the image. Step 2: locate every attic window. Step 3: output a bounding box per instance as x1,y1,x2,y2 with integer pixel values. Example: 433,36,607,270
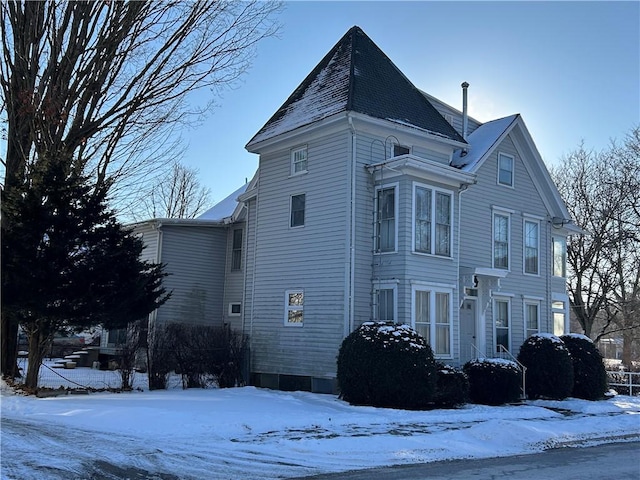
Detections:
393,144,410,157
498,153,514,187
291,146,308,175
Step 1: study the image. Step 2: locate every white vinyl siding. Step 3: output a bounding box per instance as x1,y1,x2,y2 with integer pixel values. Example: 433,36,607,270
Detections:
375,184,398,253
412,286,453,358
493,211,510,269
413,183,452,257
523,220,539,275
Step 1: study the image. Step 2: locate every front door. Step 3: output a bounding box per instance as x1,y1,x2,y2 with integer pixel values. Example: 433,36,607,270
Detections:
459,299,477,364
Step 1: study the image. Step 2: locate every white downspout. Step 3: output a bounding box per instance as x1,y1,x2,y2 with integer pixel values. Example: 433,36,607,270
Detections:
347,114,357,335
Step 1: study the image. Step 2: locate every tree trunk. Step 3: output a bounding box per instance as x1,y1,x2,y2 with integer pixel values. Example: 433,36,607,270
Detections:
25,329,47,390
621,330,634,370
1,316,20,378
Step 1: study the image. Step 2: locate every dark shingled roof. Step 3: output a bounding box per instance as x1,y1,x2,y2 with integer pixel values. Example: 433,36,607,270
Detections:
247,26,466,147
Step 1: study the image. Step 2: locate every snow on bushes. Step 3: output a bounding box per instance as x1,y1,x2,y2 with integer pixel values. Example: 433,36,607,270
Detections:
463,358,522,406
337,322,437,409
561,334,608,400
517,334,573,400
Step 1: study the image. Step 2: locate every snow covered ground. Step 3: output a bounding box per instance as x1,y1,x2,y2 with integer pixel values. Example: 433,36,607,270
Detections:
1,378,639,480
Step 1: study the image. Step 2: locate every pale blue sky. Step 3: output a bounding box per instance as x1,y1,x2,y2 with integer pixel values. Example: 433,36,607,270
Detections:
182,1,640,204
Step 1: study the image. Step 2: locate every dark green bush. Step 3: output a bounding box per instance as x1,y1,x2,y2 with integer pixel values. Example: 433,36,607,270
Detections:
433,363,469,408
463,359,522,405
561,334,608,400
337,322,437,409
517,334,574,400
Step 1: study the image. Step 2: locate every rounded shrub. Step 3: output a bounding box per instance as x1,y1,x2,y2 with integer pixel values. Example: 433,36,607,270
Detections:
337,322,437,409
517,333,574,400
463,359,522,405
433,363,469,408
560,334,608,400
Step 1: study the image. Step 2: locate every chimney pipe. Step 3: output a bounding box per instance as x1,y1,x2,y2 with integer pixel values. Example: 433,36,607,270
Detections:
461,81,469,141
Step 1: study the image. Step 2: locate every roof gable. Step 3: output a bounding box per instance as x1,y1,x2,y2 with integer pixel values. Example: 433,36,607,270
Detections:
247,26,465,147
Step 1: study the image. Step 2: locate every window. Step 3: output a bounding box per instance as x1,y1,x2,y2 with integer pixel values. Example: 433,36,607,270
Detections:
375,185,397,252
231,229,243,270
494,299,510,352
498,153,514,186
376,287,396,322
414,185,452,257
493,212,510,269
553,237,566,277
228,303,242,316
290,194,305,227
413,287,452,357
291,146,307,174
525,301,539,338
524,220,539,275
285,290,304,326
393,144,410,156
552,299,566,336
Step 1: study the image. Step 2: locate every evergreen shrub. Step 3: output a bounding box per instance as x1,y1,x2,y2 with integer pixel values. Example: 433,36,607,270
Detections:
561,334,608,400
463,359,522,405
517,333,574,400
433,363,469,408
337,322,437,409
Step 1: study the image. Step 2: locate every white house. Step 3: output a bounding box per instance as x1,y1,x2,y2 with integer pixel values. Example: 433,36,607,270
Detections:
122,26,579,393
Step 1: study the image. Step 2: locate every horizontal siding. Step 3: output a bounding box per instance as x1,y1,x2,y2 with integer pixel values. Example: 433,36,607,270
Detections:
250,128,350,378
156,225,227,328
460,133,553,357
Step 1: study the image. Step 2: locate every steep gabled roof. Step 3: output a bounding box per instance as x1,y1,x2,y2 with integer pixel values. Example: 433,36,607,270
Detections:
247,26,465,148
198,183,249,222
451,114,519,171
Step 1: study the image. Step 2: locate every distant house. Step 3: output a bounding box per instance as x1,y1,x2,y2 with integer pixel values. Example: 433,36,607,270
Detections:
121,26,579,393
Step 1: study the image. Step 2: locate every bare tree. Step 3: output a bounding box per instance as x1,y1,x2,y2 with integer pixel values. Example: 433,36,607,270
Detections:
135,162,213,219
551,127,640,366
0,0,280,377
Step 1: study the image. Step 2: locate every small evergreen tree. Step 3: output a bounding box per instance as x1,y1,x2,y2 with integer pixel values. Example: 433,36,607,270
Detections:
2,156,169,389
517,334,574,400
337,322,437,409
464,359,522,406
561,334,608,400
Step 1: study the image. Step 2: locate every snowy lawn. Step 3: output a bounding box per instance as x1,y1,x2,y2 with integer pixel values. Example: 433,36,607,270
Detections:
1,380,639,479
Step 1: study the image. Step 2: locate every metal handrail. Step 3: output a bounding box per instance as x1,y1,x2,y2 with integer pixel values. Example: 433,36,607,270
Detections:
497,344,527,399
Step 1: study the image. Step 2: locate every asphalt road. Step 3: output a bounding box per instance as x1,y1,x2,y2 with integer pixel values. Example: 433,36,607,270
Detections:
294,441,640,480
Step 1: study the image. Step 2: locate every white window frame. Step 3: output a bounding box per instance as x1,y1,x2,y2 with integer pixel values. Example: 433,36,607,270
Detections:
524,299,540,338
284,289,304,327
493,297,511,353
492,209,511,270
373,282,397,322
497,152,514,187
374,183,398,254
412,182,453,258
290,146,308,175
552,236,567,277
228,302,242,317
552,293,569,336
411,284,454,359
523,219,540,275
231,228,243,271
290,193,305,228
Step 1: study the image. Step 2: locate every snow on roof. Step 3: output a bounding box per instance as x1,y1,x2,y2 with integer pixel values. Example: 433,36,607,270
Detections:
197,183,248,221
451,114,519,171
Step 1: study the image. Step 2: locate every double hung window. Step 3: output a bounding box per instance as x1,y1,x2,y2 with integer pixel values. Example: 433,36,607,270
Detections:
291,146,307,175
494,298,510,352
375,185,397,252
524,220,539,275
290,194,305,228
493,212,510,269
498,153,514,187
413,287,452,357
414,185,452,257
